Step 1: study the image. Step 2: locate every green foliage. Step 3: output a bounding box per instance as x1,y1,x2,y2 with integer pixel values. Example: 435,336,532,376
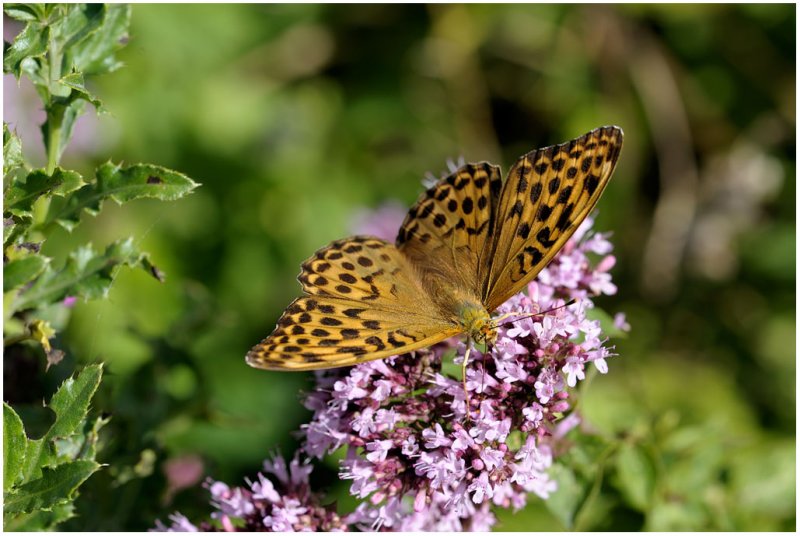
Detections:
43,162,198,232
4,4,130,164
4,3,795,532
3,3,198,530
3,365,104,530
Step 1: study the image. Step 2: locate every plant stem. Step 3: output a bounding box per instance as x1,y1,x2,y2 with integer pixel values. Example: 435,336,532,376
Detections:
45,22,63,176
36,13,66,231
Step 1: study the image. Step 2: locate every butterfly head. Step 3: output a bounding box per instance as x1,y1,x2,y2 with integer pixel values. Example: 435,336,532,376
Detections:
459,303,498,346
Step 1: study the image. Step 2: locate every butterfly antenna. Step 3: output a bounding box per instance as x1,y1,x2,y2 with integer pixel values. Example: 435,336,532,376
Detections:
493,298,578,327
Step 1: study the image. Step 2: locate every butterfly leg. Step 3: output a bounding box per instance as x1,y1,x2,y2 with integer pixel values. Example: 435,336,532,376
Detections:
462,342,472,418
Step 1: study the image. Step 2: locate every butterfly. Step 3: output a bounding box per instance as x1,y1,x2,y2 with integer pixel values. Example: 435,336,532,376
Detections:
247,126,623,375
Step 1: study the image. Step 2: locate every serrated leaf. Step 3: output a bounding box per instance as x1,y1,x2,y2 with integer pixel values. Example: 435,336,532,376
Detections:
57,71,103,110
4,123,25,177
614,443,655,511
20,365,103,482
69,3,131,75
4,460,99,515
4,168,86,219
3,215,32,250
3,4,46,22
3,21,49,77
3,403,27,492
53,4,105,50
13,239,164,312
4,255,50,292
45,162,199,232
3,502,75,531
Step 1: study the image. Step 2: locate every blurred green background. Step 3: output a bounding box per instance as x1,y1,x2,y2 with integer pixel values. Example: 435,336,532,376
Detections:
4,4,795,531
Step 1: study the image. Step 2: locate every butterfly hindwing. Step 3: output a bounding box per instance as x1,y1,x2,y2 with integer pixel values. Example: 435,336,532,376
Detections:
483,126,623,311
247,237,460,370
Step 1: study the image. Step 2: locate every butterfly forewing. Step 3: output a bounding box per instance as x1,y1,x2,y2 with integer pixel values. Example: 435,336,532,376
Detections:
247,237,459,371
482,126,623,311
397,162,502,310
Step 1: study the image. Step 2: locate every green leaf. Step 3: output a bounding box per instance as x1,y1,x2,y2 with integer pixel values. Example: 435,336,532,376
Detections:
3,123,25,177
614,443,656,511
57,71,103,110
4,460,99,515
3,403,27,492
19,365,103,482
46,359,102,420
3,255,50,292
3,21,49,77
52,4,105,51
69,3,131,75
545,463,586,529
3,4,46,22
4,168,86,219
13,239,164,312
3,502,75,531
45,162,199,232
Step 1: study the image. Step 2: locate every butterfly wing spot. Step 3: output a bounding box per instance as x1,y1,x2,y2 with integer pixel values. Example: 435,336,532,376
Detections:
536,204,552,221
557,186,573,204
529,182,543,203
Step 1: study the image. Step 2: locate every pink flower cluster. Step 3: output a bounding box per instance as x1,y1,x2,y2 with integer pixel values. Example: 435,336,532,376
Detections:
153,456,347,531
154,202,627,532
299,212,625,531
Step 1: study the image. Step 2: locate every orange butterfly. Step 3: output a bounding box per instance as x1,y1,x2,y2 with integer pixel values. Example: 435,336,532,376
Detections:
247,126,623,376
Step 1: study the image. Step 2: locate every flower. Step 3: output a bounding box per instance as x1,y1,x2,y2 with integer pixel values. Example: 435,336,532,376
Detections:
153,202,624,531
291,207,622,530
152,454,347,532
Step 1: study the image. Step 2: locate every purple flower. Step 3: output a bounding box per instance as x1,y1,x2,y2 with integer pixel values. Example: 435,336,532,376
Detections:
152,513,198,532
153,205,625,531
153,454,347,532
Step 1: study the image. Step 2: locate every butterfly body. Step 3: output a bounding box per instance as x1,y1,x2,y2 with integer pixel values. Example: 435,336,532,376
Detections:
247,126,623,372
458,302,497,345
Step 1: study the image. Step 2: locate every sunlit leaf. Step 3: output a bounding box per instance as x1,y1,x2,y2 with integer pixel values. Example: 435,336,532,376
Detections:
4,168,86,219
3,4,46,22
2,21,48,77
19,365,103,482
3,123,25,177
45,162,199,232
57,71,103,110
3,503,75,531
69,3,131,75
4,255,50,292
3,403,27,492
4,460,100,515
13,239,164,313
